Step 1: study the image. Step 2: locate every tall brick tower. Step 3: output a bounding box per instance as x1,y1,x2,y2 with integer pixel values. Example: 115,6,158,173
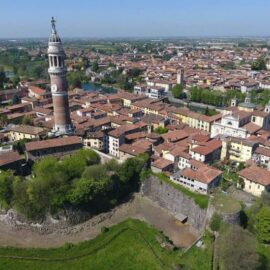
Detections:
48,17,73,135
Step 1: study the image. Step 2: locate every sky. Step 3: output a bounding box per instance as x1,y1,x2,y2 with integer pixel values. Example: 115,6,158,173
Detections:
0,0,269,38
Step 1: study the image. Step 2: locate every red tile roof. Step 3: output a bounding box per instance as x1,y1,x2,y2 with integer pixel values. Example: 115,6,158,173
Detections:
0,151,22,166
238,166,270,186
25,136,82,152
181,162,222,184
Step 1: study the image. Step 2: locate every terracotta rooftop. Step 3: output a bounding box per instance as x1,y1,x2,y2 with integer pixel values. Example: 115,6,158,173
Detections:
0,151,22,167
25,136,82,152
243,122,261,134
238,165,270,186
161,130,189,143
151,157,173,169
181,162,222,184
255,146,270,158
8,125,46,135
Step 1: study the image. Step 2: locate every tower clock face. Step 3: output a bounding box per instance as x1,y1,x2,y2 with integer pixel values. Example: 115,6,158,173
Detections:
51,84,58,93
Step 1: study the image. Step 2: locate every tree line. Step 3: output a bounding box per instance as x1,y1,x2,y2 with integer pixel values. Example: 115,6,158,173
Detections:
0,49,48,81
0,149,149,221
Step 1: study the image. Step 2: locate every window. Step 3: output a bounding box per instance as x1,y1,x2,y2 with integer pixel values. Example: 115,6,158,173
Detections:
54,56,57,66
58,57,62,67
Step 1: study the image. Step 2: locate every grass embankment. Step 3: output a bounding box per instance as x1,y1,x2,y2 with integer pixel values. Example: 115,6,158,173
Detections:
0,219,214,270
153,173,209,209
0,219,180,270
181,231,214,270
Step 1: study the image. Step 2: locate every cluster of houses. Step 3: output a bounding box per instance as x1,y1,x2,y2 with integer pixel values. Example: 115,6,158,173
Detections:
0,80,270,198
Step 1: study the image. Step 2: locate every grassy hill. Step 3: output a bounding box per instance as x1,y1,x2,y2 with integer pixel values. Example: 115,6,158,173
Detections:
0,219,213,270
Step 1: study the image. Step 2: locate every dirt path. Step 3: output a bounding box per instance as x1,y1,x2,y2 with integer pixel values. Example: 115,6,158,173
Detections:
0,195,198,249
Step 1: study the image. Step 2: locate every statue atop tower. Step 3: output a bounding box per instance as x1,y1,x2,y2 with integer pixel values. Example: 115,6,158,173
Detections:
48,17,73,135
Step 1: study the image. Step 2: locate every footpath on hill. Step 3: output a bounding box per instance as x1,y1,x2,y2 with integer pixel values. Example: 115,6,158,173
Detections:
0,194,197,249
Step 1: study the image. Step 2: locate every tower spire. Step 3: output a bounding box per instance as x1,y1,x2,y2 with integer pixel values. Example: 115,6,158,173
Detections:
51,16,57,33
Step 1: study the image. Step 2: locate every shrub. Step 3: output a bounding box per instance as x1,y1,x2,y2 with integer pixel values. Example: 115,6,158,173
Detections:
209,213,222,232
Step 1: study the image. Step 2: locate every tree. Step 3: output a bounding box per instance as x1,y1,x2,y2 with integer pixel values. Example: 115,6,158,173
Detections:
172,84,184,99
21,115,33,125
252,57,267,71
62,149,101,180
217,225,261,270
209,213,221,232
92,61,99,73
28,157,70,216
0,67,6,89
67,72,84,90
128,68,142,78
256,207,270,243
0,114,8,127
204,107,217,116
0,170,16,209
118,154,148,192
13,178,40,220
154,126,168,134
68,177,111,206
82,164,108,180
11,76,20,87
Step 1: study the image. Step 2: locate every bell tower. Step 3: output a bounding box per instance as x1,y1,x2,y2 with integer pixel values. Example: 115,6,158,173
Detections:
48,17,73,135
177,68,184,86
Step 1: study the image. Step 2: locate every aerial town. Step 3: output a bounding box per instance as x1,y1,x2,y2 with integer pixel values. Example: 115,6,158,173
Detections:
0,4,270,270
1,20,270,197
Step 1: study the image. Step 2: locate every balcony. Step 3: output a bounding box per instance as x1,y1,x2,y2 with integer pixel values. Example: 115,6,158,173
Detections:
229,149,241,157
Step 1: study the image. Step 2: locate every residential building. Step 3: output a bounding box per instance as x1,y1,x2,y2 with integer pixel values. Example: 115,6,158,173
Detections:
170,160,222,194
151,157,174,173
189,139,222,164
221,137,259,163
8,125,47,142
25,136,82,162
83,131,107,152
253,146,270,170
238,165,270,197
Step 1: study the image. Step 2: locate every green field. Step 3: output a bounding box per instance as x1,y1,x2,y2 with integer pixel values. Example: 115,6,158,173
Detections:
0,219,213,270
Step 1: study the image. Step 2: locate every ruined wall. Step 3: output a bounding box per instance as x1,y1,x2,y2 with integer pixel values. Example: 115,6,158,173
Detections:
141,176,208,231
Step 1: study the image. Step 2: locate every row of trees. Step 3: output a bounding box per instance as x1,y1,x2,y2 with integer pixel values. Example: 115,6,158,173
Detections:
189,87,247,107
175,83,270,108
0,149,149,221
